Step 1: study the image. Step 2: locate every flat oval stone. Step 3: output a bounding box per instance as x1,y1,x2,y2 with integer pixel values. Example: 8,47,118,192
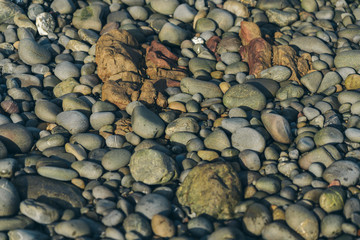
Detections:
37,165,78,181
90,112,116,130
70,133,104,151
55,219,91,238
285,204,319,240
261,112,292,144
345,128,360,142
129,149,178,185
313,127,344,146
0,179,20,217
123,213,152,238
135,193,171,219
262,222,302,240
165,117,200,137
101,149,131,171
150,0,179,15
0,216,33,232
180,77,223,98
20,199,60,224
8,229,49,240
243,203,272,236
35,99,62,123
0,123,33,153
131,106,165,139
289,36,332,55
223,84,266,111
207,8,234,31
322,160,360,187
13,175,86,209
36,134,66,152
232,127,266,153
18,39,51,65
56,111,89,135
159,22,188,46
71,161,103,180
334,50,360,70
259,65,292,82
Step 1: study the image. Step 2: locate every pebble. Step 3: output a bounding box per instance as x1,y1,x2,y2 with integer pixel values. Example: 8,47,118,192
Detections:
180,77,223,98
8,229,49,240
322,160,360,187
54,61,80,81
55,219,91,238
129,149,178,185
123,213,152,238
131,106,165,139
261,112,292,144
232,127,266,153
151,214,175,238
285,204,319,240
319,187,346,213
290,36,332,55
159,22,188,46
71,161,103,180
223,84,266,111
313,127,344,146
187,216,213,237
56,110,89,135
0,179,20,217
243,203,272,236
321,214,344,238
0,123,33,153
135,193,171,219
20,199,60,224
18,39,51,65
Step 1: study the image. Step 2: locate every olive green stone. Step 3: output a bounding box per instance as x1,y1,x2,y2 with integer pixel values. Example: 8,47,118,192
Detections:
177,162,242,219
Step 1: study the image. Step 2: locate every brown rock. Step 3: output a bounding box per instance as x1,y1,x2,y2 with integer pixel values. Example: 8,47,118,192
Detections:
114,118,132,136
145,40,188,81
101,80,138,110
146,67,187,81
240,38,272,76
272,45,312,83
145,40,178,69
138,80,157,106
217,36,242,53
151,214,175,238
239,21,262,46
206,35,221,61
95,29,143,83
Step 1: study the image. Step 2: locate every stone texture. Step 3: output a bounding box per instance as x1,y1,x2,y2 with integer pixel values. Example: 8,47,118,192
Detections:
129,149,178,185
96,29,143,83
177,162,242,219
0,123,33,153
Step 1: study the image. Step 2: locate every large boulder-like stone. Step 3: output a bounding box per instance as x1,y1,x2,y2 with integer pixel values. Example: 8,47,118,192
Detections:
95,29,143,83
177,162,242,219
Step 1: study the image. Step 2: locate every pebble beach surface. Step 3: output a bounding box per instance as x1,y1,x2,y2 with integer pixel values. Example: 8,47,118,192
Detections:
1,0,360,239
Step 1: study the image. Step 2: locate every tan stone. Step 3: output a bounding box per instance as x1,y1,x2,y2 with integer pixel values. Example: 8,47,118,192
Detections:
345,74,360,90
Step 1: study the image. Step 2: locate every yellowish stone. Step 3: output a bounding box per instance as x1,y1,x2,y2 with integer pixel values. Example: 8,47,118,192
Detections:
219,82,231,93
211,71,224,79
197,150,219,161
168,101,186,112
345,74,360,90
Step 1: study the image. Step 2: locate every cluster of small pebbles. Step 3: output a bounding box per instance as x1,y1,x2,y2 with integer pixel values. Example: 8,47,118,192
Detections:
1,0,360,239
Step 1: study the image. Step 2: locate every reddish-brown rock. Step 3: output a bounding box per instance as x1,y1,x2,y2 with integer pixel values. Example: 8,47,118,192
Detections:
239,21,262,46
95,29,143,83
240,38,272,76
145,40,188,81
101,80,139,110
206,36,221,61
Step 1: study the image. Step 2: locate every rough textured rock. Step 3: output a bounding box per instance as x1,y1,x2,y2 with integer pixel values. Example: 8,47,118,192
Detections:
101,80,138,110
239,21,261,46
272,45,312,83
177,162,242,219
145,40,188,81
240,38,272,76
95,29,143,83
